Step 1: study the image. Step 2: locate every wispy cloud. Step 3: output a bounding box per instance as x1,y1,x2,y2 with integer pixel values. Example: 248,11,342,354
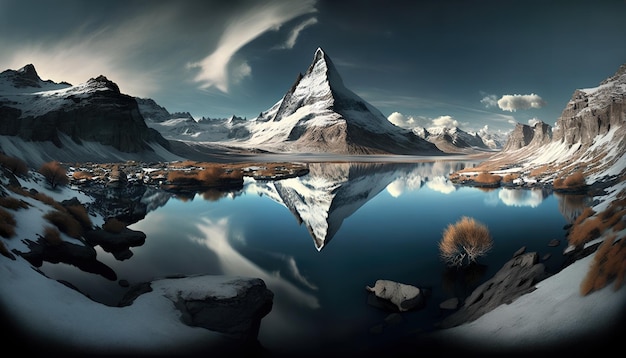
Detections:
188,1,317,92
274,17,318,50
480,93,498,108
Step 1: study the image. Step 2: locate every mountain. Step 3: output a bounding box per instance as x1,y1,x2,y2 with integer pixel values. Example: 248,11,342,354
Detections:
469,62,626,185
0,65,177,166
413,126,499,153
501,121,552,151
136,97,194,123
147,48,442,156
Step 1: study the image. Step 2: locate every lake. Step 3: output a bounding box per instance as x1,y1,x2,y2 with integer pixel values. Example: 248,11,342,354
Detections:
40,160,591,355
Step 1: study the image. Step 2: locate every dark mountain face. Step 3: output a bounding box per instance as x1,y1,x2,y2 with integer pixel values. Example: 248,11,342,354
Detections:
0,66,169,153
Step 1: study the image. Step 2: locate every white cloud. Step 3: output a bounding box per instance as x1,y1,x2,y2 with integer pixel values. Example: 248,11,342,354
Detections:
275,17,318,50
480,94,498,108
497,94,546,112
387,111,415,128
528,117,542,126
188,1,316,92
431,115,459,129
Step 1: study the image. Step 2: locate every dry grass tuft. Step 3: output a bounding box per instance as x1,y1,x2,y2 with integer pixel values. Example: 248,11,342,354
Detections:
42,226,63,246
580,234,626,296
0,208,17,238
0,239,10,257
66,204,93,230
554,170,586,190
439,216,493,267
0,153,28,176
502,173,520,183
43,210,83,239
0,196,29,210
474,172,502,185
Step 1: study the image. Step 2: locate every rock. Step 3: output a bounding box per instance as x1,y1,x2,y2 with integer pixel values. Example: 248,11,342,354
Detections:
84,227,146,252
384,313,404,326
438,252,548,328
165,276,273,341
366,279,425,312
439,297,459,310
512,246,526,257
548,239,560,247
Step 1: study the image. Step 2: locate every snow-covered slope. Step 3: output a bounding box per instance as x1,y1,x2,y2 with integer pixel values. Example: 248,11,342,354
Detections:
0,65,176,167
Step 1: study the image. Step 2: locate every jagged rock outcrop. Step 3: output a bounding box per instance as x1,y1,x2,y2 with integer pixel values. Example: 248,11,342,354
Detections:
0,65,170,155
502,121,552,151
553,64,626,145
437,251,548,328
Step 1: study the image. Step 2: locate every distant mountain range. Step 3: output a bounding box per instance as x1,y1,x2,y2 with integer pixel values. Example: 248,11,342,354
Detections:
1,51,624,177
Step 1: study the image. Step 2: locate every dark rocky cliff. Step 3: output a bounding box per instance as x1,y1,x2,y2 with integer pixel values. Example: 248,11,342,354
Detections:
0,67,170,153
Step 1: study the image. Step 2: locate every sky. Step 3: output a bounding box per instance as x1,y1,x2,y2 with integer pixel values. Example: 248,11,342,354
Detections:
1,0,625,136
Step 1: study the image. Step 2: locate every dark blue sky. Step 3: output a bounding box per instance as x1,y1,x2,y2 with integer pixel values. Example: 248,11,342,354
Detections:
1,0,624,135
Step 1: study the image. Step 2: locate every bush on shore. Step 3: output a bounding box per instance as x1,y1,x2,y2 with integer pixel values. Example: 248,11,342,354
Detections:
439,216,493,267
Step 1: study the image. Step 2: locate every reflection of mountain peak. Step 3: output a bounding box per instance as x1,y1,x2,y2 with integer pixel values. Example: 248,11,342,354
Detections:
254,161,472,251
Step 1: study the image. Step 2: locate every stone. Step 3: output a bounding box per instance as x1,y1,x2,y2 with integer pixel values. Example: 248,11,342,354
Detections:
366,279,425,312
438,252,548,328
439,297,459,310
548,239,560,247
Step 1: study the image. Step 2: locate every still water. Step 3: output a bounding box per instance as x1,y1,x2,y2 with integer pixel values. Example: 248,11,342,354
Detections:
42,160,590,354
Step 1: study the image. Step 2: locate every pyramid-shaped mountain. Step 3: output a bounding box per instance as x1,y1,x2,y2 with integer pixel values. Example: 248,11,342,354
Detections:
247,48,442,155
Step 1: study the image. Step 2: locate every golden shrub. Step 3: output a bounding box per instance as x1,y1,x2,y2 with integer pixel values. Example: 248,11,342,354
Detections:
38,161,69,188
439,216,493,267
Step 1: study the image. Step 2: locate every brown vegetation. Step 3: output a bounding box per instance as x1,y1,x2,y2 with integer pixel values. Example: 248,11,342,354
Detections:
0,196,29,210
554,170,586,191
39,161,69,188
501,173,521,183
0,153,28,176
66,204,93,230
0,208,16,238
0,239,10,257
42,226,63,246
473,172,502,185
102,218,126,233
43,210,82,239
580,234,626,296
72,171,93,180
568,199,625,248
439,216,493,267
